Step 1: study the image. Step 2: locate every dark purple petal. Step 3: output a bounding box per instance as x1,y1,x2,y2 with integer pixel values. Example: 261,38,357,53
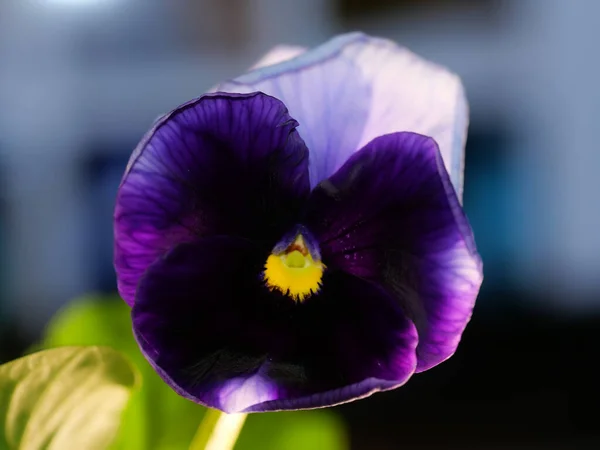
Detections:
132,236,417,413
114,92,310,306
304,132,483,372
246,270,418,412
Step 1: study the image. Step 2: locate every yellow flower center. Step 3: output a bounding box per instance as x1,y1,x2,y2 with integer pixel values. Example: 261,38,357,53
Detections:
263,234,325,302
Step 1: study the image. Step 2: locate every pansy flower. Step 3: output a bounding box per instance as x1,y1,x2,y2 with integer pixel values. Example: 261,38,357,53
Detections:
114,33,483,413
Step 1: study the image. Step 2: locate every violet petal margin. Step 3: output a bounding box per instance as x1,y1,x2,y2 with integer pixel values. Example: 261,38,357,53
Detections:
114,92,310,306
217,32,468,199
132,236,418,413
304,132,483,372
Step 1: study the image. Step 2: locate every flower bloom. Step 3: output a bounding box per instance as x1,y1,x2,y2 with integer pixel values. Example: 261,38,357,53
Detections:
114,33,483,413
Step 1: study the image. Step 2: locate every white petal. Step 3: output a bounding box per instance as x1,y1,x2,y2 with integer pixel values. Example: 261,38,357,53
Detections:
250,44,307,70
217,33,468,199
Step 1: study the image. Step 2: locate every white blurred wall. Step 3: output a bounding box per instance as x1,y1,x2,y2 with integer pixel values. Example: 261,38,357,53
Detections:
0,0,335,333
0,0,598,333
358,0,600,310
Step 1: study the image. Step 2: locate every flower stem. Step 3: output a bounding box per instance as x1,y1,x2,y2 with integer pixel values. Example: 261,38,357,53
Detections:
189,409,248,450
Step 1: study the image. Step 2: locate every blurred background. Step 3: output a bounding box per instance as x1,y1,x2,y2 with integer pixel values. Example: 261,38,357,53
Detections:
0,0,598,448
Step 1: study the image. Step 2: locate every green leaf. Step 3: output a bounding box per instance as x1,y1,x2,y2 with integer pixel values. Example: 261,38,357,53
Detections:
0,346,137,450
235,410,349,450
41,295,205,450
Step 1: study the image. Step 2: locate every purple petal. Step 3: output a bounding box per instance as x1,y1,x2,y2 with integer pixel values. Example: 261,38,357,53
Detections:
217,33,468,198
132,236,417,413
245,270,418,412
304,132,483,372
114,92,310,306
